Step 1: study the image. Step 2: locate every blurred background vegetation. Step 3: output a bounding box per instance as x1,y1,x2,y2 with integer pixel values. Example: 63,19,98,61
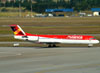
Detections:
0,0,100,13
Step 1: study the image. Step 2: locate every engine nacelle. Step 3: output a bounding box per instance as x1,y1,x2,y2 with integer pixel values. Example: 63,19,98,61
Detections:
14,36,38,41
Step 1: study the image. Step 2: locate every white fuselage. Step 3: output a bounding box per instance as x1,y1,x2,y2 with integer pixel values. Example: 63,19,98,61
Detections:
14,35,99,44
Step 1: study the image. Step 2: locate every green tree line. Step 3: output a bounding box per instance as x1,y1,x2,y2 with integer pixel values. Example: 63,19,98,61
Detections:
0,0,100,12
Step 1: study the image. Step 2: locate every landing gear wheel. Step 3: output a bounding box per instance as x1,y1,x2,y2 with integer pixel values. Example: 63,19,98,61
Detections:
53,44,56,47
48,44,52,47
48,44,57,47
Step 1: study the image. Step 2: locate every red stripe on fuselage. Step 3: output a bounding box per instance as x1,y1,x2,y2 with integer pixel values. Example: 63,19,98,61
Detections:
22,33,95,40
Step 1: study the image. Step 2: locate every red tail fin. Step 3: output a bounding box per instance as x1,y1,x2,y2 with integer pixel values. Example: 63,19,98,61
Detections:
10,24,26,35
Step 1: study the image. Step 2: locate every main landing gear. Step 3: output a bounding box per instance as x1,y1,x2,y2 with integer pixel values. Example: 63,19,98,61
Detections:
48,44,57,47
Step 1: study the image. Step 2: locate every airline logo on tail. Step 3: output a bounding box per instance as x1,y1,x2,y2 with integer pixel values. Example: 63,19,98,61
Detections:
10,24,26,35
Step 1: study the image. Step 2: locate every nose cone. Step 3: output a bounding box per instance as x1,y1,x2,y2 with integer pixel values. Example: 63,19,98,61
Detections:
91,40,99,44
96,40,99,44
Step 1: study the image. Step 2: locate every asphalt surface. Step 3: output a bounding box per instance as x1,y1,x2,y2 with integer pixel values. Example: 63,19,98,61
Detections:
0,47,100,73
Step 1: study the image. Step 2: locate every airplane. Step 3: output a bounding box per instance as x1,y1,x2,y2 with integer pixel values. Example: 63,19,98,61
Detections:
10,24,99,47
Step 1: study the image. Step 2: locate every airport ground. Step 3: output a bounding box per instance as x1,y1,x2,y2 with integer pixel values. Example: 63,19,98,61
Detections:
0,17,100,73
0,47,100,73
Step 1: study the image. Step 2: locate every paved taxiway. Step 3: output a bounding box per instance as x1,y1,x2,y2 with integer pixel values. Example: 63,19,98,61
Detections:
0,47,100,73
